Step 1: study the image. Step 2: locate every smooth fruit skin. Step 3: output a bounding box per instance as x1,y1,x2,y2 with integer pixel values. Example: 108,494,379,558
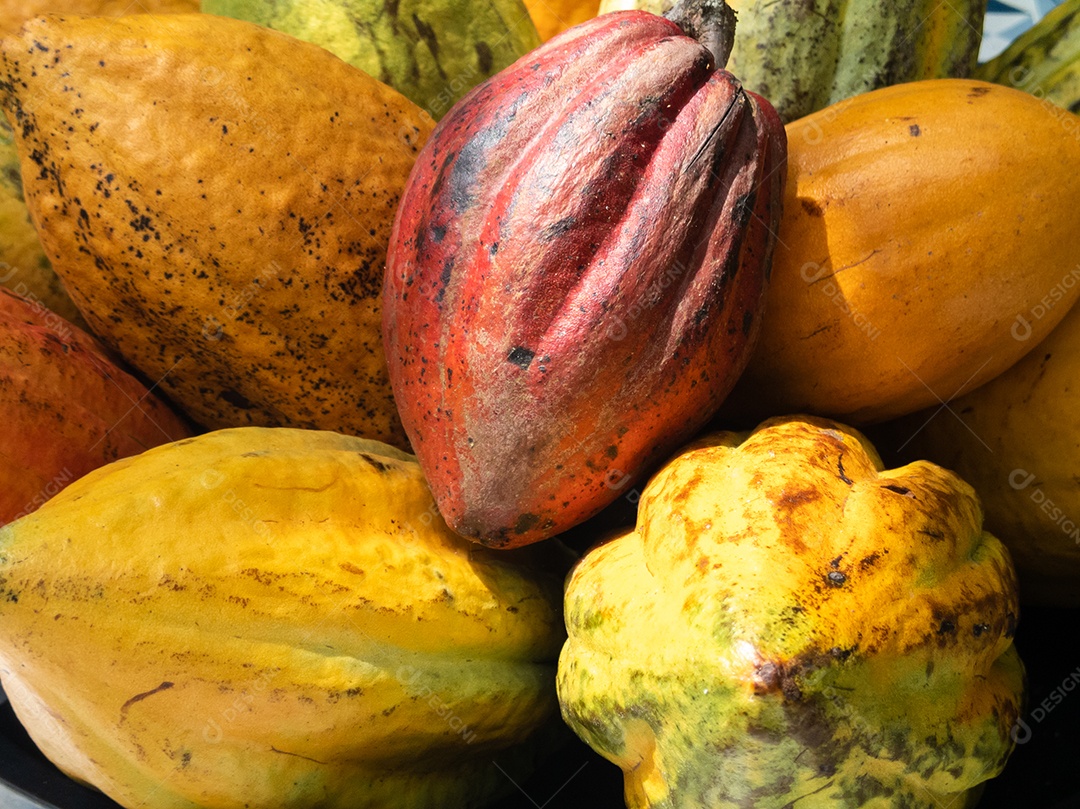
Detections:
0,427,567,809
524,0,601,42
202,0,541,120
557,416,1023,809
890,297,1080,606
597,0,985,122
0,286,191,526
0,14,434,448
721,79,1080,426
384,11,787,547
976,0,1080,114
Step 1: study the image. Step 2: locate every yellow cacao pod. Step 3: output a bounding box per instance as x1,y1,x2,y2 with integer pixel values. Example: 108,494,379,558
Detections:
0,427,567,809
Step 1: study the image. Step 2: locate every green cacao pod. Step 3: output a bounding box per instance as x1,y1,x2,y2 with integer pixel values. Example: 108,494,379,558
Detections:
558,417,1023,808
976,0,1080,115
0,427,568,808
598,0,987,122
201,0,541,119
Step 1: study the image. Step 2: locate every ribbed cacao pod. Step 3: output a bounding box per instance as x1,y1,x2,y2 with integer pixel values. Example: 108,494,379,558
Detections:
0,427,568,809
384,10,787,547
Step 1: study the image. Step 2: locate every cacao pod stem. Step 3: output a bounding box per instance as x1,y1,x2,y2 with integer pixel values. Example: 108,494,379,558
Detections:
663,0,737,69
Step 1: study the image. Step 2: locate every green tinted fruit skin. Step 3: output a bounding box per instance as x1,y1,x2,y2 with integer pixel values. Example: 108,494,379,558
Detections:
202,0,541,118
558,417,1024,809
976,0,1080,114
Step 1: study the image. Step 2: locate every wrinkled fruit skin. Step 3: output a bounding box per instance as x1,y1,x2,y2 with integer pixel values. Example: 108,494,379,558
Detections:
598,0,986,123
558,416,1024,809
0,0,199,37
0,287,191,525
384,11,787,547
0,121,84,326
0,427,568,809
0,14,434,448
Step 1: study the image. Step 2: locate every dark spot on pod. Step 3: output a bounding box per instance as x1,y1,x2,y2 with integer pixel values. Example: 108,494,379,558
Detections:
837,454,853,485
475,41,493,74
412,14,441,61
926,660,934,678
514,512,540,534
937,619,956,635
541,216,576,242
829,555,842,569
800,198,824,217
430,224,445,243
882,484,915,498
968,86,990,97
741,309,753,336
507,346,535,369
859,552,881,570
826,570,846,587
358,453,391,473
908,124,920,137
972,623,991,638
489,242,498,255
219,389,254,409
434,256,454,304
605,445,618,459
828,646,852,662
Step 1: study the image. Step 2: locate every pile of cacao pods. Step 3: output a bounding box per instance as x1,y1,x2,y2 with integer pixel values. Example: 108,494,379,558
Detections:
0,0,1078,807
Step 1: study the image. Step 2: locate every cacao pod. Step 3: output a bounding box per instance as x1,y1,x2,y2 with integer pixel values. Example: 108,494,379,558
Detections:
0,123,83,326
0,427,568,809
976,0,1080,115
889,291,1080,606
202,0,541,120
0,0,199,36
384,9,787,547
558,416,1024,808
720,79,1080,426
598,0,986,122
0,286,191,526
0,0,200,327
0,13,434,448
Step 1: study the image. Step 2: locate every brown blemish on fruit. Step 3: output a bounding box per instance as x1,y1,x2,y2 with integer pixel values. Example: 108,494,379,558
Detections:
119,681,174,723
837,453,854,485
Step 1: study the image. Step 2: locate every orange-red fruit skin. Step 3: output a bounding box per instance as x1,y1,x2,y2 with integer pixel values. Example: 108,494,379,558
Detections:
383,12,787,547
0,287,192,524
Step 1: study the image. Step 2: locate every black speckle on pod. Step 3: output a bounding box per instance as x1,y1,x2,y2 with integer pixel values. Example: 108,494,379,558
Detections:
826,570,846,587
507,346,534,369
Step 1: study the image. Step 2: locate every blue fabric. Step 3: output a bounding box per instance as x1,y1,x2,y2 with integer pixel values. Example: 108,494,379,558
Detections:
981,0,1066,61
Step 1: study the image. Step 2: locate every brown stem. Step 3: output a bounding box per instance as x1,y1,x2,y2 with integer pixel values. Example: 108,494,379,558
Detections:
662,0,737,70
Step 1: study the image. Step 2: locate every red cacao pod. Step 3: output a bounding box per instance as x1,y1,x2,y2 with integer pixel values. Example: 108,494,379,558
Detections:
0,287,192,525
383,10,787,547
